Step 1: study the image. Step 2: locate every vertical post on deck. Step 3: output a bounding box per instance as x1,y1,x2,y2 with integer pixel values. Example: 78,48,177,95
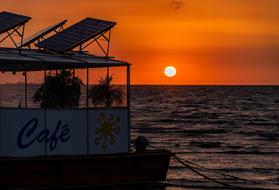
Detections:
0,72,1,108
0,72,1,155
43,69,47,156
24,71,27,108
86,67,89,154
43,70,47,109
127,65,131,151
0,71,2,155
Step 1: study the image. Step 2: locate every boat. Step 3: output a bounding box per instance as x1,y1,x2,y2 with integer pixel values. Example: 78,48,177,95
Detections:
0,11,172,188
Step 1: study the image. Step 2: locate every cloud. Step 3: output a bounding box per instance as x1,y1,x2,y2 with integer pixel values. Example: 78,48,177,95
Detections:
167,0,184,11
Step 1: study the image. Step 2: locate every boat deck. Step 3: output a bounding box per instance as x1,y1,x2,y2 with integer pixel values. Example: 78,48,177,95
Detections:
0,150,172,189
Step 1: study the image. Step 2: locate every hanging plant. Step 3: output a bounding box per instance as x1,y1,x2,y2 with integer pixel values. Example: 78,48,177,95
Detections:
32,70,84,109
89,75,124,107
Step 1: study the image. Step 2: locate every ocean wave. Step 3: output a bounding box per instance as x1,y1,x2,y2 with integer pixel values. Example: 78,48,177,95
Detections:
180,129,227,136
220,150,278,155
248,121,279,126
188,141,222,148
226,145,244,149
257,133,279,141
187,112,219,119
153,118,180,123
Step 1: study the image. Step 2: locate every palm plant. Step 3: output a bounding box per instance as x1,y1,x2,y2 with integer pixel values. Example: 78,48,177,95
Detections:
89,75,124,107
33,70,84,109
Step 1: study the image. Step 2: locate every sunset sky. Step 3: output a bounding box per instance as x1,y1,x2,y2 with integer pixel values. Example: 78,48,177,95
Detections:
2,0,279,85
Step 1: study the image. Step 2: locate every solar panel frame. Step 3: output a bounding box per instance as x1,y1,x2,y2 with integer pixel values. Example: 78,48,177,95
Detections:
0,48,129,72
19,20,67,48
37,17,116,52
0,11,31,34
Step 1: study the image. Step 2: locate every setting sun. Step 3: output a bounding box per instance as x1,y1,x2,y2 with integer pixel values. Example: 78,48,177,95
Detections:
164,66,176,77
0,1,278,188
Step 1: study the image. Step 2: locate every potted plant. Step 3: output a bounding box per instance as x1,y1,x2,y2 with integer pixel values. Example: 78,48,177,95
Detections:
89,75,124,107
32,70,84,109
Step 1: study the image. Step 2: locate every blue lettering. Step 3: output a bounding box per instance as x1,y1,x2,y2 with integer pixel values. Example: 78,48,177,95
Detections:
60,125,71,142
17,119,71,151
17,118,38,149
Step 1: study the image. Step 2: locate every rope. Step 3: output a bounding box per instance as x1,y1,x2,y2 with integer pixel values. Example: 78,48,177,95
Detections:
172,155,247,189
148,144,265,189
176,156,258,183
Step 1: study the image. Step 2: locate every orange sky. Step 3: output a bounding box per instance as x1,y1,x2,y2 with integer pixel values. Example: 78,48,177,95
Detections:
1,0,279,85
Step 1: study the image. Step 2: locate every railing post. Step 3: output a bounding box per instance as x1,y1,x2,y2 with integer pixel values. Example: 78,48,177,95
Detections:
43,68,47,156
86,67,89,154
127,65,131,151
24,71,27,108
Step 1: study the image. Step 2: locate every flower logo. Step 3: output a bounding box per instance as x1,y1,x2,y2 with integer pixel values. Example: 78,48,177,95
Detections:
95,113,120,149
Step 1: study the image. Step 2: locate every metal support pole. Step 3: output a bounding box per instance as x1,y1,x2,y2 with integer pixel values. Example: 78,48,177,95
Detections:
43,70,47,109
0,33,11,44
0,71,1,154
95,39,107,56
106,30,111,57
107,66,109,77
44,69,47,156
127,65,131,151
86,67,89,154
0,71,1,155
24,71,27,108
19,24,25,54
6,31,18,48
0,73,1,108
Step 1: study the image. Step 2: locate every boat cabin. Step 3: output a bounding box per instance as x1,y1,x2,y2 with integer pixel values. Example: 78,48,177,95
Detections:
0,12,172,189
0,11,130,157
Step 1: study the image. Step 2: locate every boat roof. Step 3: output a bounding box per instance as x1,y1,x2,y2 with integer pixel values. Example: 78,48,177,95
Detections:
0,48,129,72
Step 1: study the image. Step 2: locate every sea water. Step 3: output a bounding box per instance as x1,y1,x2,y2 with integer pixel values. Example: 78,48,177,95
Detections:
131,86,279,189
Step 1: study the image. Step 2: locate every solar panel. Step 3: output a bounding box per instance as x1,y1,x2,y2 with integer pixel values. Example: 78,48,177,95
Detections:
20,20,67,48
37,17,116,52
0,11,31,34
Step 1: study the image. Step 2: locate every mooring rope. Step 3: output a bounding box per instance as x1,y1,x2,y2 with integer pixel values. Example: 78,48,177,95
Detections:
172,155,257,189
174,155,258,183
148,144,265,189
